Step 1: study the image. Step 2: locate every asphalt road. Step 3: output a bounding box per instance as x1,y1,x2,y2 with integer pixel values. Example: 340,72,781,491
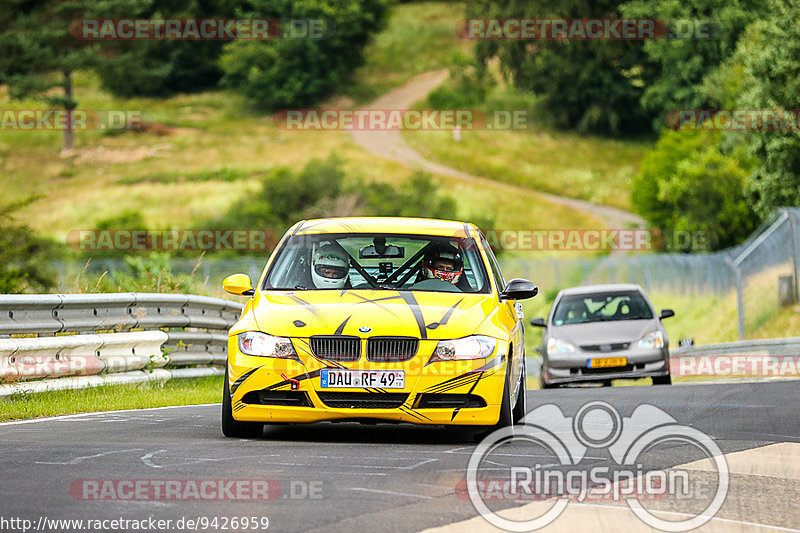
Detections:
1,381,798,532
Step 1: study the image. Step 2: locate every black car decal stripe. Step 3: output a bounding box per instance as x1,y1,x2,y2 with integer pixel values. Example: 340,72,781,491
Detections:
451,371,484,420
288,294,325,321
334,315,351,336
425,373,481,394
423,353,504,393
230,366,262,396
350,292,404,319
399,291,427,340
262,368,329,391
427,298,463,330
400,405,430,421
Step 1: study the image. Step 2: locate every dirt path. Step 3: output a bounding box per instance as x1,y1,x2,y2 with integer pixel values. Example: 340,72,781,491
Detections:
350,69,645,229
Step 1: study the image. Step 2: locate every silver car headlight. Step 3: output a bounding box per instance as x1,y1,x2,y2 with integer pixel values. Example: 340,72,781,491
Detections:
547,338,576,357
432,335,497,361
638,331,664,350
238,331,297,358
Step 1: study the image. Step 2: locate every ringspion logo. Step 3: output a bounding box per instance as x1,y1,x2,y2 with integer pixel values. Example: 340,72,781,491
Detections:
467,401,728,531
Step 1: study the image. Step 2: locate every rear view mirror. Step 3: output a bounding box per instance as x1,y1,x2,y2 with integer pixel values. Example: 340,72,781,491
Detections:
660,309,675,320
529,318,546,327
359,244,404,258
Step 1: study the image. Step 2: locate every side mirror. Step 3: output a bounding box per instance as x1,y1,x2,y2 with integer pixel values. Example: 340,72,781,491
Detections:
660,309,675,320
223,273,255,296
529,318,546,327
500,278,539,301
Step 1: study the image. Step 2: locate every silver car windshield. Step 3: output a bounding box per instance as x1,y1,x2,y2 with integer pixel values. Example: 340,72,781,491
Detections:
552,291,654,325
263,233,491,293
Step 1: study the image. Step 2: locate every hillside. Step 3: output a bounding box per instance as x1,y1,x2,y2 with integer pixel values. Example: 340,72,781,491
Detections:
1,2,645,244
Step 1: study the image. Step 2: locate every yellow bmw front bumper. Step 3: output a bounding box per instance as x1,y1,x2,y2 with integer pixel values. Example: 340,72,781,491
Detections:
227,337,508,426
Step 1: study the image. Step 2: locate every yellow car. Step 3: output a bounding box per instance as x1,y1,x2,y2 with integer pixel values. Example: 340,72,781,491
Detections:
221,217,538,437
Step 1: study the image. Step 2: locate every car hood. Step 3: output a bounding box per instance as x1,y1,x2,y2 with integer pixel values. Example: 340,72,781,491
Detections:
548,319,659,345
251,290,498,340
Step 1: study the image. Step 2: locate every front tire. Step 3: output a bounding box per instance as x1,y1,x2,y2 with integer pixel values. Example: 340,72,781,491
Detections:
652,374,672,385
539,375,558,389
472,358,515,442
222,369,263,438
512,357,527,422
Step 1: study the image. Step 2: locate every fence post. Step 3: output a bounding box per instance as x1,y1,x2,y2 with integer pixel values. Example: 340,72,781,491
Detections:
786,208,800,304
727,256,745,340
549,257,560,287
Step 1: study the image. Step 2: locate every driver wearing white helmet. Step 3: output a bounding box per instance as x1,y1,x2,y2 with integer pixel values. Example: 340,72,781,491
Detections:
311,244,350,289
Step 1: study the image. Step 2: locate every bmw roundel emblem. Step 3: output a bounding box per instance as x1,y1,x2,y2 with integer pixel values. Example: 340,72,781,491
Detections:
358,326,372,333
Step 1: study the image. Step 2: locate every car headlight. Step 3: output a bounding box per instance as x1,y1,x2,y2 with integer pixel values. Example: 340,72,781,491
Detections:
238,332,297,358
431,336,497,361
547,338,575,357
638,331,664,350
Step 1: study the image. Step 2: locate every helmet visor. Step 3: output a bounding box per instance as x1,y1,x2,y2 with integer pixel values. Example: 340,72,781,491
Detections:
314,264,348,279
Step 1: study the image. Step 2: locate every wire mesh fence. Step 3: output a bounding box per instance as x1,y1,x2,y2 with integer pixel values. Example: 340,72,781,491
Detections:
49,208,800,340
500,208,800,339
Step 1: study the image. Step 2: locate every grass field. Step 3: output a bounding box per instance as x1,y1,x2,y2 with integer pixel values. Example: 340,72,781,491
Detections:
404,127,651,211
0,376,222,422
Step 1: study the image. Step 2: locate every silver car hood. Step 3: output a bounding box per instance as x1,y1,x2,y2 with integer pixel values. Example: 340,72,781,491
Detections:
548,319,659,345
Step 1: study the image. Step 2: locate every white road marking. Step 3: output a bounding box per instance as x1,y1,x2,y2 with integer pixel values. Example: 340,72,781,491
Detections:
35,448,144,465
140,450,167,468
0,404,219,426
350,487,433,499
401,458,438,469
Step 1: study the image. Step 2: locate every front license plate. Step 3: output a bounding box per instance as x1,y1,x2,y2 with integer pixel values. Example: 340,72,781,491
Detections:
320,369,405,389
587,357,628,369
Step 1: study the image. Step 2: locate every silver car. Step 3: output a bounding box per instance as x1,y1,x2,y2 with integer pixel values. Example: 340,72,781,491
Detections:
529,284,674,387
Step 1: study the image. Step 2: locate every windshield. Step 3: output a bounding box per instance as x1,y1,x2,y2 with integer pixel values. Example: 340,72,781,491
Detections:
263,233,491,293
552,291,654,325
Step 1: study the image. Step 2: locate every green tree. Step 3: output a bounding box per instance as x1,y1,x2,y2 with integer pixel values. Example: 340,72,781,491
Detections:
220,0,390,108
0,198,61,293
473,0,657,135
728,1,800,216
0,0,102,150
631,129,758,250
94,0,245,97
620,0,767,131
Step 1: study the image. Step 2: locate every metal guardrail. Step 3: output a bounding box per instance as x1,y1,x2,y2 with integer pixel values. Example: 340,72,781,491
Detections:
671,337,800,357
0,293,243,397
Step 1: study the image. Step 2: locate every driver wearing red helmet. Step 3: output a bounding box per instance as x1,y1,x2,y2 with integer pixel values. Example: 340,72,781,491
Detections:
418,243,466,287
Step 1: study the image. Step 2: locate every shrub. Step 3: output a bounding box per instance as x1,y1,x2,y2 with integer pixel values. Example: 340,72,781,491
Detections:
0,198,61,293
220,0,390,108
631,129,759,250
